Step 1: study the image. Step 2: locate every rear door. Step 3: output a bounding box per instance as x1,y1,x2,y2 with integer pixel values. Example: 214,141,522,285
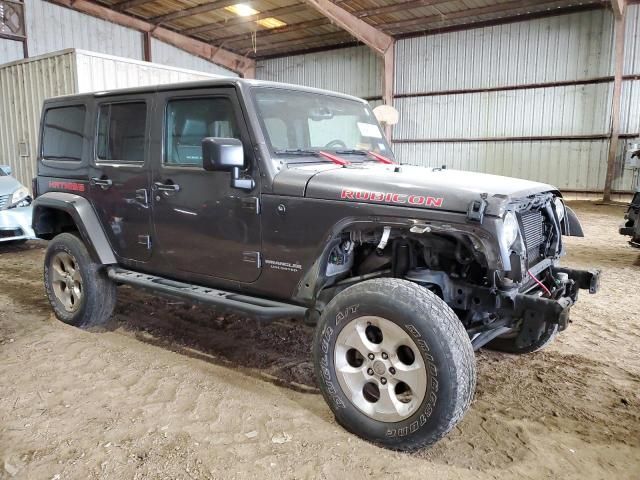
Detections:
88,96,153,263
150,88,262,282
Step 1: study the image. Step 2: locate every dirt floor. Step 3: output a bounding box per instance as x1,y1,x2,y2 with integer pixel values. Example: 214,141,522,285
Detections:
0,201,639,479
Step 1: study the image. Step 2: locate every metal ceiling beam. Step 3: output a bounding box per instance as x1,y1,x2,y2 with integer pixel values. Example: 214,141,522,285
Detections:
113,0,156,12
183,3,309,36
150,0,237,24
47,0,255,76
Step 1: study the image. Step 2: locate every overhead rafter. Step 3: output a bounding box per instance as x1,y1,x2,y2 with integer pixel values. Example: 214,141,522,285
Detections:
48,0,255,76
302,0,393,55
183,3,309,37
352,0,456,19
611,0,625,17
380,0,598,32
216,18,330,46
112,0,157,12
150,0,237,24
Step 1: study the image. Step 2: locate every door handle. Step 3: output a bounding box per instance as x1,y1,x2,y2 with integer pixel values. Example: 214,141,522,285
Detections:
90,177,113,189
154,182,180,193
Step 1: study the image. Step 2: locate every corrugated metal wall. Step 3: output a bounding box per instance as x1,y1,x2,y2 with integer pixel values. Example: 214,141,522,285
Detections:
24,0,143,59
150,39,236,77
0,50,222,187
0,38,23,65
256,7,640,194
1,0,235,75
256,45,382,99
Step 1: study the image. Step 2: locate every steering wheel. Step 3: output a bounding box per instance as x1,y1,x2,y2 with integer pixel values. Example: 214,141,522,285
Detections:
324,139,347,149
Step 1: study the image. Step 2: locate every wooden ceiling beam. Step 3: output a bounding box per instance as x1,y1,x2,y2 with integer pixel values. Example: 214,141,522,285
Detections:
183,3,309,36
354,0,456,19
112,0,157,12
248,31,354,56
302,0,393,55
150,0,236,24
611,0,626,17
48,0,255,75
214,18,330,46
380,0,602,32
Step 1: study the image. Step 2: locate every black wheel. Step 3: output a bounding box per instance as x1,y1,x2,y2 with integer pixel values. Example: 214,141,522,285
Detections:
313,278,476,451
44,232,116,328
486,321,558,354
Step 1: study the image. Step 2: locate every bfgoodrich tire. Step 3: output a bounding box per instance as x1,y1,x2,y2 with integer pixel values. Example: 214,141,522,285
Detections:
313,278,476,451
44,232,116,328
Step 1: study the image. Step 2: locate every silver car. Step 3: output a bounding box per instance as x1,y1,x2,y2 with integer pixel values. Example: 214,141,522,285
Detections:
0,165,35,243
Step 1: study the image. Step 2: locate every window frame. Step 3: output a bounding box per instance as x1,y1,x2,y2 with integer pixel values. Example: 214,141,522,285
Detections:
93,99,149,167
162,93,245,170
40,104,87,164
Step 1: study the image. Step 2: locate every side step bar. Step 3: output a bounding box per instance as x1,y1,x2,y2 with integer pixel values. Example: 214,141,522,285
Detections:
107,268,307,321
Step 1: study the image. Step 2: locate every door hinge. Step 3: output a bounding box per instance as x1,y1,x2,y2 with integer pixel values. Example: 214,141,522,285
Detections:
138,235,152,249
241,196,260,214
242,251,262,268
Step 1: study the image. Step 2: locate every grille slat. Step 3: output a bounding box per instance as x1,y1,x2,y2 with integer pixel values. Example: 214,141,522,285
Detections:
520,210,545,266
0,194,10,209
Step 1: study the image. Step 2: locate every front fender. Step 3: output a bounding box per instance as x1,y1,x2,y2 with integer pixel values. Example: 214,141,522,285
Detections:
562,206,584,237
32,192,116,264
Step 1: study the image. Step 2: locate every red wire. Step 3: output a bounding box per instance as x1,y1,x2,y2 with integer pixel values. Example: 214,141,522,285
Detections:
527,269,552,297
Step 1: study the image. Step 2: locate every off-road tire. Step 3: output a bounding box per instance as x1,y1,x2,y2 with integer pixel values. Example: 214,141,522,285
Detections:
487,322,558,354
313,278,476,451
44,232,116,328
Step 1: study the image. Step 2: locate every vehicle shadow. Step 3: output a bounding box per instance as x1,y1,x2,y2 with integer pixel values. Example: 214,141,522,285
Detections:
107,286,319,394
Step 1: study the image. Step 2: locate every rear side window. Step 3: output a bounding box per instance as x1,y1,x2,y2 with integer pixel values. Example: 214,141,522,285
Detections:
165,97,239,167
97,102,147,163
41,105,86,161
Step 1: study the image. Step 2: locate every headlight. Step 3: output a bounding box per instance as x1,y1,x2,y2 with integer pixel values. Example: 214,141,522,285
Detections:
502,211,519,248
10,186,29,205
554,197,565,221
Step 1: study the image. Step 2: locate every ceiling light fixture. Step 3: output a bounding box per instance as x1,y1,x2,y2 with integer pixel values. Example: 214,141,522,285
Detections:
224,4,260,17
256,17,287,29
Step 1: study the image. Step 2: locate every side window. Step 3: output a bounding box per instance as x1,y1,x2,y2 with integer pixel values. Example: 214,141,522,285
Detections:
41,105,86,161
97,102,147,163
165,97,239,167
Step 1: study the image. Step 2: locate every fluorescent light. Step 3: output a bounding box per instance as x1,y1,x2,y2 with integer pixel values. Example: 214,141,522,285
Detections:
256,17,286,29
224,4,259,16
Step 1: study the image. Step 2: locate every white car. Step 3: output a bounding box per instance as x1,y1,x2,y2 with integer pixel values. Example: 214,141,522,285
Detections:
0,165,35,244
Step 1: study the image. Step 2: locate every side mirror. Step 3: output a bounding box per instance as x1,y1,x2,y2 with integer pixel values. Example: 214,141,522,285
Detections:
0,165,12,176
202,137,254,191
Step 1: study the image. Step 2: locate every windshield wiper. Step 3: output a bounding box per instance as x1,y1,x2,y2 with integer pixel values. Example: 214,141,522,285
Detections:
335,149,395,165
274,148,320,156
274,149,350,166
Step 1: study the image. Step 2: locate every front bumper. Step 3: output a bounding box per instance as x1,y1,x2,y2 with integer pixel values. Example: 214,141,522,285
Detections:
0,205,36,242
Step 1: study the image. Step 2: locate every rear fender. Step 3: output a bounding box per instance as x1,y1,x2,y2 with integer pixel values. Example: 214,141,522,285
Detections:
32,192,116,265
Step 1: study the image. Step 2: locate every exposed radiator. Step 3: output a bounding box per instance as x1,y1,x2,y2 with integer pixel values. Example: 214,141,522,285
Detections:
520,209,545,266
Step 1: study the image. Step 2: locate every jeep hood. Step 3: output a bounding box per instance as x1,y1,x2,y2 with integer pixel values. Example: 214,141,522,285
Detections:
0,175,22,196
273,163,557,216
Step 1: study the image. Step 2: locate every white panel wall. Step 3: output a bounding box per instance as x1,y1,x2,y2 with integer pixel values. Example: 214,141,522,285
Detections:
0,38,23,65
150,39,236,77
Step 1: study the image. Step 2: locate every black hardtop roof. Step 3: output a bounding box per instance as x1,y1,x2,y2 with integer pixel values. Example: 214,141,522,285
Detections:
43,78,367,105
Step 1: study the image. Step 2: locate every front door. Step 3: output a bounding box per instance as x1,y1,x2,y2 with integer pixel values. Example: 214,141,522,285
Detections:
150,88,262,283
89,96,153,263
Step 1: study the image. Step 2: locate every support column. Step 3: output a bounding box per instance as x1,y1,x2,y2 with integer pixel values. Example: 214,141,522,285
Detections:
382,44,395,140
142,31,152,62
603,10,626,202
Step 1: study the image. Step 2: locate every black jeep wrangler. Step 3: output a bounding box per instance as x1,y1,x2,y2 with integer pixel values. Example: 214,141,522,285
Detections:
32,79,599,450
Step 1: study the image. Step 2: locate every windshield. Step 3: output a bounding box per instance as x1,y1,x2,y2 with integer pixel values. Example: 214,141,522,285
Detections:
252,87,394,159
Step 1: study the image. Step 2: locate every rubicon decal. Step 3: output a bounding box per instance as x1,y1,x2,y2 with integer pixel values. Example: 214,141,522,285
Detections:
341,188,444,208
48,181,85,192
